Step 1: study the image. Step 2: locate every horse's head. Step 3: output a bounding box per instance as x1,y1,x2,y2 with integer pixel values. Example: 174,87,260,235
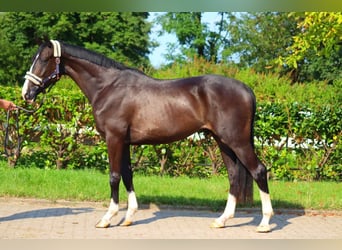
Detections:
22,40,62,103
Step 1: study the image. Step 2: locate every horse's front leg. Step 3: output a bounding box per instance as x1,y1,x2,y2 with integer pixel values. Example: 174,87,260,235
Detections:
120,144,138,226
95,137,123,228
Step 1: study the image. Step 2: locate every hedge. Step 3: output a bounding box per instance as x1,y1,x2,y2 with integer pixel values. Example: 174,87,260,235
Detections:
0,66,341,181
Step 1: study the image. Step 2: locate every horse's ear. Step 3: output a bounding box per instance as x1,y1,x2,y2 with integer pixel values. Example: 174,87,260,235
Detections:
34,36,50,46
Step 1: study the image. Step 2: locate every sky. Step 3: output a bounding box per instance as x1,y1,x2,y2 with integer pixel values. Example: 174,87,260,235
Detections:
147,12,221,68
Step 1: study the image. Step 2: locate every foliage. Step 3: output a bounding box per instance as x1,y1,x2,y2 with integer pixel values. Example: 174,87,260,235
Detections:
155,12,341,83
223,12,341,83
254,102,342,181
0,79,102,170
278,12,342,83
131,134,224,178
0,12,154,85
1,12,340,84
156,12,229,64
223,13,298,74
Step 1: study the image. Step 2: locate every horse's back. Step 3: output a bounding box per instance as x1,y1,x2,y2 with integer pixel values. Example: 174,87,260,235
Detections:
188,74,255,110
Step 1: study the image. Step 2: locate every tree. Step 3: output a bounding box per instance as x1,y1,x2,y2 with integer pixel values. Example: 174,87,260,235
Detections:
278,12,342,82
157,12,341,83
157,12,229,64
223,12,341,82
157,12,300,74
222,12,300,76
0,12,154,85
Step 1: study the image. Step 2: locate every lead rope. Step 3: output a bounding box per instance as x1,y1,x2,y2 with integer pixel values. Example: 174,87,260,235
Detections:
3,90,49,158
4,109,20,157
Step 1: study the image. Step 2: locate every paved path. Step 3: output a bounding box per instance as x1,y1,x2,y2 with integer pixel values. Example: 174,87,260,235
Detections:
0,197,341,239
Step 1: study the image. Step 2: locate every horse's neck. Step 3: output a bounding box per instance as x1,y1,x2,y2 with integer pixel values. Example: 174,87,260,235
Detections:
63,56,107,103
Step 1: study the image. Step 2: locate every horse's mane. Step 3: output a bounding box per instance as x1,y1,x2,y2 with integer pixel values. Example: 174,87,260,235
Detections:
59,41,146,75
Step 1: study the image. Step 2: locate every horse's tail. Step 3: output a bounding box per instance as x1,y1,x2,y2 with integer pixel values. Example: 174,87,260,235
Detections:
246,85,257,149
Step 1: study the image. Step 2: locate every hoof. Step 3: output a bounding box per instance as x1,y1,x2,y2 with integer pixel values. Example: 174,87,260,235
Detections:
95,219,110,228
120,220,133,227
256,225,271,233
210,220,224,228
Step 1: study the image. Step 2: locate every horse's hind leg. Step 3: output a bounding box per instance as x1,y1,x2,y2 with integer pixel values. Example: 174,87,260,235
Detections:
233,144,274,232
120,145,138,226
254,158,273,232
211,141,273,232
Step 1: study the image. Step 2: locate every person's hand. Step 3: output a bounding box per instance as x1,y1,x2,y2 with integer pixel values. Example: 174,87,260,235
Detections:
7,102,17,111
1,100,17,111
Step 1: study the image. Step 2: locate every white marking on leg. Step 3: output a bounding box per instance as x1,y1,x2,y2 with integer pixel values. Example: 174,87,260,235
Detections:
96,198,119,228
257,189,274,232
211,193,236,228
103,198,119,221
121,191,138,226
128,191,138,212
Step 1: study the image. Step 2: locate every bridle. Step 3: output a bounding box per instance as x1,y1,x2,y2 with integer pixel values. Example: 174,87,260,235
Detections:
24,40,62,88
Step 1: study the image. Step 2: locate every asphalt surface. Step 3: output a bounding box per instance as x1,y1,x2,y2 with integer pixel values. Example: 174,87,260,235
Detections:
0,197,341,239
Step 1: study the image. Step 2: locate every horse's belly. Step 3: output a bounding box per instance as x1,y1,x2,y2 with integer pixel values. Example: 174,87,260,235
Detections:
129,122,200,145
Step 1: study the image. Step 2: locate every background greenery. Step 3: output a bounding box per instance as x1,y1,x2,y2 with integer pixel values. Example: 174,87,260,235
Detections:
0,12,154,84
0,12,341,85
0,165,341,210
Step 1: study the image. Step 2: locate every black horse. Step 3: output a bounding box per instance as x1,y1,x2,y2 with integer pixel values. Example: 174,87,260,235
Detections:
22,40,273,232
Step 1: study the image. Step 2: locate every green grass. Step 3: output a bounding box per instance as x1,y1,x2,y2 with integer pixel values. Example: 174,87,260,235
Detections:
0,166,341,211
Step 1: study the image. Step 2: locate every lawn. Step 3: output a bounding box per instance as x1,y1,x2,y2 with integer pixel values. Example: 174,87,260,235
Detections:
0,166,341,211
